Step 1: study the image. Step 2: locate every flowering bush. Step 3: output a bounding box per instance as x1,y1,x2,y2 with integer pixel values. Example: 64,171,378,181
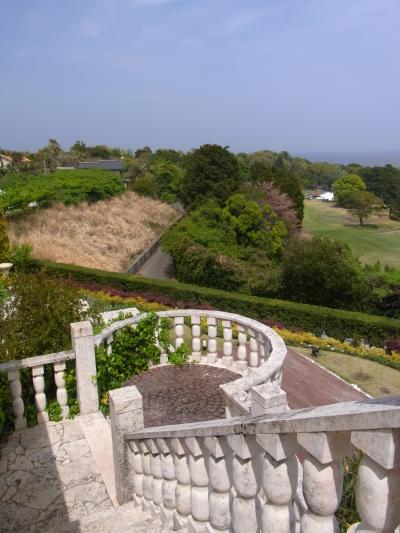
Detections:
277,328,400,370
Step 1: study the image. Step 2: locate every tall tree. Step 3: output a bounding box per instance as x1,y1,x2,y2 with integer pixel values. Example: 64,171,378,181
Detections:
332,174,366,204
181,144,240,206
344,191,384,226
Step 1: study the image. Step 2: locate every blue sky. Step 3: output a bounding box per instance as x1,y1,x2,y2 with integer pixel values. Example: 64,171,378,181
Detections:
1,0,400,156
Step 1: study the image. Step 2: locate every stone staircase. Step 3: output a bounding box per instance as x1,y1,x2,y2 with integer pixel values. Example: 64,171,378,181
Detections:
56,503,173,533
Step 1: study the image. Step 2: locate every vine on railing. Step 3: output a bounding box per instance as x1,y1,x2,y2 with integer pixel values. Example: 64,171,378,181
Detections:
94,312,189,414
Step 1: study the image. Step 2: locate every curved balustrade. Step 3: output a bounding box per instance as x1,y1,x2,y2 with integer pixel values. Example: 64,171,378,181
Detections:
95,309,288,416
111,393,400,533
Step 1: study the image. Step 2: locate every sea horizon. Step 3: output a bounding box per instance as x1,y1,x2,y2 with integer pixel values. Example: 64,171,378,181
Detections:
293,150,400,166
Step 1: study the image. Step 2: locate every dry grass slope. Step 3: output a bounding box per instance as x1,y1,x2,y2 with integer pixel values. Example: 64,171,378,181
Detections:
9,192,179,272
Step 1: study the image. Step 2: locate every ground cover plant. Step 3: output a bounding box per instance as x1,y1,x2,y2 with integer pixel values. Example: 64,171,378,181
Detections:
9,192,179,271
0,169,124,212
293,346,400,396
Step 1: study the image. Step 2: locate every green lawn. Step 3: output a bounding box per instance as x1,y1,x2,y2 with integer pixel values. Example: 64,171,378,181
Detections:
303,199,400,267
293,346,400,397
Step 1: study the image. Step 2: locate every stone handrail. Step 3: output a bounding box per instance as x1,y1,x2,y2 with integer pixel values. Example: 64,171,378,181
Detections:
95,309,287,416
110,392,400,532
0,320,99,429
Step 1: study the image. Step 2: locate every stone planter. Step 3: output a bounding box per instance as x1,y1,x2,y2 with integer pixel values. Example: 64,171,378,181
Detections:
0,262,13,278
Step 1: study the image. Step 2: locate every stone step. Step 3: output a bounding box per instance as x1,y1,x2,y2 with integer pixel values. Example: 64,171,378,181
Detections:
74,503,173,532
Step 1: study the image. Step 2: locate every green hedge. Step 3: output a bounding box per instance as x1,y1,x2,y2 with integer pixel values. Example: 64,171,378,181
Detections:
30,259,400,347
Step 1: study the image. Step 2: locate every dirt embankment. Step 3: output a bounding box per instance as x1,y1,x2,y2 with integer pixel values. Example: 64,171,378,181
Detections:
9,192,179,272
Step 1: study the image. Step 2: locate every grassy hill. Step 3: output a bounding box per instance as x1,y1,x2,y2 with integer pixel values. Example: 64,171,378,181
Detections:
303,199,400,267
9,192,179,272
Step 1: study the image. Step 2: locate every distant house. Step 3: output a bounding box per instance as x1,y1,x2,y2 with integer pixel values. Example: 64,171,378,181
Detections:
0,154,12,169
317,191,335,202
0,154,30,169
78,159,123,172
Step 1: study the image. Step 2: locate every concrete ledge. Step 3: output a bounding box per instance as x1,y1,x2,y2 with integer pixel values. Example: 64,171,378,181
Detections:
125,397,400,440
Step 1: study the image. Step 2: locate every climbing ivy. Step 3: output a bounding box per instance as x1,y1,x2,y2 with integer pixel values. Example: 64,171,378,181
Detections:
93,312,189,414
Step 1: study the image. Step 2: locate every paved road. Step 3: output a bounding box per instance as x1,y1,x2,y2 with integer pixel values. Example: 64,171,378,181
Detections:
283,348,367,408
136,246,173,279
124,348,367,427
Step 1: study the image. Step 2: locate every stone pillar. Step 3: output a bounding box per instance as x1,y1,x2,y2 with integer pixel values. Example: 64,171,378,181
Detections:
106,334,113,355
131,440,144,506
222,320,233,368
32,366,49,424
158,437,176,526
171,437,191,530
71,321,99,414
351,429,400,532
236,326,248,372
140,440,153,510
7,370,27,430
249,333,259,368
256,433,298,533
251,383,287,416
109,385,144,504
207,317,217,364
258,332,266,365
53,361,69,418
175,317,184,348
191,316,201,363
205,436,232,532
146,439,162,518
298,431,349,533
228,434,263,533
186,436,210,531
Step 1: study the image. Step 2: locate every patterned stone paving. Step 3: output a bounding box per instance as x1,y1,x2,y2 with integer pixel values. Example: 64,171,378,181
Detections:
0,419,113,533
125,364,239,427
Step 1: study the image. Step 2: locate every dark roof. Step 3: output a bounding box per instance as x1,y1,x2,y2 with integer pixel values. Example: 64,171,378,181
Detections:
79,159,123,171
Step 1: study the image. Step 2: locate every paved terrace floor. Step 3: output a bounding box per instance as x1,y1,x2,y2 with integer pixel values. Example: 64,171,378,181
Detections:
0,349,367,532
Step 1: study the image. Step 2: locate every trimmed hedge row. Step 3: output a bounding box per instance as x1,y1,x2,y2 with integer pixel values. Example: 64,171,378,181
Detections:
29,259,400,347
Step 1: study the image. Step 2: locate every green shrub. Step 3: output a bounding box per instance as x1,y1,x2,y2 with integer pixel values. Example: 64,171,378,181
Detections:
28,260,400,347
0,169,124,212
0,209,10,261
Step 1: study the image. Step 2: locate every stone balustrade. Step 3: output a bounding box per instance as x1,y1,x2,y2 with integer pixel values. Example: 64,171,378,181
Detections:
95,309,288,417
1,309,286,431
0,320,99,429
111,393,400,532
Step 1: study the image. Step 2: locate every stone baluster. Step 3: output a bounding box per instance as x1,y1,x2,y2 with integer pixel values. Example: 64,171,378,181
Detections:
191,316,201,363
106,334,113,355
228,434,263,532
155,327,168,364
236,325,248,372
256,433,298,533
205,435,233,532
350,428,400,532
146,439,162,518
222,320,233,367
258,333,266,364
7,370,27,430
53,362,69,418
249,329,259,368
175,317,184,348
131,440,144,506
207,317,218,363
186,436,210,531
32,366,49,424
140,440,153,510
158,437,177,526
298,431,349,532
171,437,191,530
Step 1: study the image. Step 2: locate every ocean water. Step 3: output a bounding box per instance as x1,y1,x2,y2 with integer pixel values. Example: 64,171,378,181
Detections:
294,151,400,166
